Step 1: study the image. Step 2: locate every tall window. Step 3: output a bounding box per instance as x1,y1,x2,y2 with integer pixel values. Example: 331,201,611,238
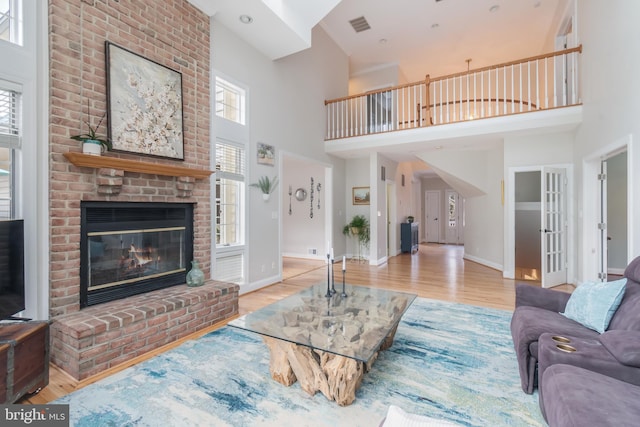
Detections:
215,140,245,246
0,81,21,219
215,76,245,125
214,140,245,283
0,0,23,46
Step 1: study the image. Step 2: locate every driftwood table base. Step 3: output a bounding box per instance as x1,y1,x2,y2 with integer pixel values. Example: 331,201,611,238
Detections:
263,325,398,406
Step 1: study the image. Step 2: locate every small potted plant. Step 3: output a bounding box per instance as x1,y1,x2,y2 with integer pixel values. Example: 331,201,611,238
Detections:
70,101,111,156
250,175,279,201
342,214,370,247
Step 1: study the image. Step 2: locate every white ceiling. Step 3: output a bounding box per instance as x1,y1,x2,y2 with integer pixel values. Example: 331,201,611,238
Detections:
189,0,570,82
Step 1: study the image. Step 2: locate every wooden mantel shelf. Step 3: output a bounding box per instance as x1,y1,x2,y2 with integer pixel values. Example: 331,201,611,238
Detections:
64,152,214,180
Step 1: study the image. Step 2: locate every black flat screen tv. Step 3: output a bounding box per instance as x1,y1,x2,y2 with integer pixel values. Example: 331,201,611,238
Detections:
0,219,25,320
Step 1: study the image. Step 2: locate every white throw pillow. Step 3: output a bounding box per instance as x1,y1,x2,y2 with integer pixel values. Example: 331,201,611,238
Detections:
381,405,462,427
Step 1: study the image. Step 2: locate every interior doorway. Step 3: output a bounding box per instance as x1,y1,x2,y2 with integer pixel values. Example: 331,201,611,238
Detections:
514,171,541,280
510,166,569,287
425,190,440,243
601,150,628,278
445,190,464,244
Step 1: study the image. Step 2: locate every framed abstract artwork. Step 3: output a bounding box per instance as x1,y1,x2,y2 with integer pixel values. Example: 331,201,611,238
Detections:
105,41,184,160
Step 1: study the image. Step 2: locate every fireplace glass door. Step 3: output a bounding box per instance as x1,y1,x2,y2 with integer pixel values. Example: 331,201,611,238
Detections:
81,202,194,307
88,227,186,290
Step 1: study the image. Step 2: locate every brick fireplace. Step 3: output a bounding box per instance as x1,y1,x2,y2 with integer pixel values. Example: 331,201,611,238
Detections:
47,0,238,380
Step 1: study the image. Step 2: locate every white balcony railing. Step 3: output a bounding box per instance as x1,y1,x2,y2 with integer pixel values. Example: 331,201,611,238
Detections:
325,46,582,140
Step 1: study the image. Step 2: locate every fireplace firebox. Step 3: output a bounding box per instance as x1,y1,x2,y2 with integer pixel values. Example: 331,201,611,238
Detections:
80,202,194,307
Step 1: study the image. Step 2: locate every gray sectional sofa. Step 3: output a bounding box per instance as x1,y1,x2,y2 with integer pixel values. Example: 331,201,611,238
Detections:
510,256,640,426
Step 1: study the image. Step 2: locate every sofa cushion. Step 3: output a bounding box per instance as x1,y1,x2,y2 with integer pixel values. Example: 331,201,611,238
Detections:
541,364,640,426
561,278,627,333
600,330,640,367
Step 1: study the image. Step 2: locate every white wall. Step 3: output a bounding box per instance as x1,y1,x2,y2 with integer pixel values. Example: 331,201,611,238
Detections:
462,146,505,270
574,1,640,281
211,22,348,290
282,156,327,259
349,64,401,95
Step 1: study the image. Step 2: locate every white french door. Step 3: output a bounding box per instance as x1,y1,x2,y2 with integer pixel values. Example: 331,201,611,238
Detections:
541,167,567,287
598,160,608,281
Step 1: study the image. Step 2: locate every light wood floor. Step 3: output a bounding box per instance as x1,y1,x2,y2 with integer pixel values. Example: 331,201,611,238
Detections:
22,243,573,404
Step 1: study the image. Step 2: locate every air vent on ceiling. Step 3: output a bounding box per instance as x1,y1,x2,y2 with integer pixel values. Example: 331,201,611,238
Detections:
349,16,371,33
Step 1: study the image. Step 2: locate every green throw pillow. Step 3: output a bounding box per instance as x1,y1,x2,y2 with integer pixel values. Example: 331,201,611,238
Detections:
561,278,627,333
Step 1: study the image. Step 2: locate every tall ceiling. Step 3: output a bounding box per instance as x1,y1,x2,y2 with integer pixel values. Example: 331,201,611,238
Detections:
189,0,570,82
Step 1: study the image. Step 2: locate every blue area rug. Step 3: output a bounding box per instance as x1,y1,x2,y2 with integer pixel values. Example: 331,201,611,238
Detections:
55,298,544,426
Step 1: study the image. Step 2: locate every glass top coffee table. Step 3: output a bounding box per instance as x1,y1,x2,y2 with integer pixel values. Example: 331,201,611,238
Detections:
229,282,416,405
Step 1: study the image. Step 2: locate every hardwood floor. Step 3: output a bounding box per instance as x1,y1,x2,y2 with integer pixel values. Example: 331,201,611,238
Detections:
22,243,573,404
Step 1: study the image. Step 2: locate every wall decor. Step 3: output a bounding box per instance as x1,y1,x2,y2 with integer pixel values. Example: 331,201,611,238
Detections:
257,142,275,166
352,187,370,205
295,188,307,201
310,177,314,218
105,42,184,160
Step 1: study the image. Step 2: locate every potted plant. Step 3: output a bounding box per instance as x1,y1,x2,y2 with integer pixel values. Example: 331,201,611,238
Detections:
342,214,370,248
70,101,111,156
250,175,279,201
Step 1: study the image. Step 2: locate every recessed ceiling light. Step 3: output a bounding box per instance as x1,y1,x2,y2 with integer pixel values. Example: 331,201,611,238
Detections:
431,23,439,29
379,38,388,44
239,15,253,24
489,5,500,13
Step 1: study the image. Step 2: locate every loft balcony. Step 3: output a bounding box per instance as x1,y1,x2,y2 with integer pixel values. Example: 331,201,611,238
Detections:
324,47,583,157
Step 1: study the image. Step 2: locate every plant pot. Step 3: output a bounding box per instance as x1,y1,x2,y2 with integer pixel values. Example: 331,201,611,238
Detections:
350,227,360,235
262,193,270,201
82,140,102,156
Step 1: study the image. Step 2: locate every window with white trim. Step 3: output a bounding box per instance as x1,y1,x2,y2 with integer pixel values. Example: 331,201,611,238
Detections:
0,0,23,46
215,76,245,125
214,139,245,283
0,80,21,219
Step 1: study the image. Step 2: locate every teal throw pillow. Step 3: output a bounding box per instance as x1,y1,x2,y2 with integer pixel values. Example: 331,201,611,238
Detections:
561,278,627,333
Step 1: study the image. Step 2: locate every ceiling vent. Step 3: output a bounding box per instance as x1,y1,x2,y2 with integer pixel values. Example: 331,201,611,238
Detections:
349,16,371,33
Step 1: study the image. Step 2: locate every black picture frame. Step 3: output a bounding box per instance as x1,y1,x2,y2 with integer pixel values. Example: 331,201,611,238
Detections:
105,41,185,160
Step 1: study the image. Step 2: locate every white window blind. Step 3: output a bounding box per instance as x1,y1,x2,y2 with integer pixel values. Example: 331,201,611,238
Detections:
0,83,21,149
0,80,20,219
215,140,245,248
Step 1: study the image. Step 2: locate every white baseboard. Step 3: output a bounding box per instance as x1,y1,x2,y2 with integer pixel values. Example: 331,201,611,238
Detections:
463,253,503,272
239,274,281,295
373,255,388,266
282,252,327,261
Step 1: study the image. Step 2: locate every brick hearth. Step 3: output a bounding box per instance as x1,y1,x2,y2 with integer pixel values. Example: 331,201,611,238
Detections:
51,280,238,380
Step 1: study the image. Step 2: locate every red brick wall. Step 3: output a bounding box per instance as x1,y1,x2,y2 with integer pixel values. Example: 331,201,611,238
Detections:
48,0,211,317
